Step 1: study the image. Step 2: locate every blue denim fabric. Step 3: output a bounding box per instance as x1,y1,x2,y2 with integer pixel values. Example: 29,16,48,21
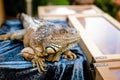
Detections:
0,20,86,80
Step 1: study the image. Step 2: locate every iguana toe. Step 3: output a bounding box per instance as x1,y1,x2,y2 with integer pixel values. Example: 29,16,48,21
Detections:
62,51,77,60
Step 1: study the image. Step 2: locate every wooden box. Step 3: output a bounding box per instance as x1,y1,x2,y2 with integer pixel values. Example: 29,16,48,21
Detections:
68,14,120,64
94,61,120,80
38,5,103,17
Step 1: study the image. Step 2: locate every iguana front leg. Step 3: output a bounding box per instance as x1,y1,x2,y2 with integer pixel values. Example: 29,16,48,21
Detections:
21,47,46,74
46,52,61,62
0,29,26,41
62,50,77,60
46,50,77,62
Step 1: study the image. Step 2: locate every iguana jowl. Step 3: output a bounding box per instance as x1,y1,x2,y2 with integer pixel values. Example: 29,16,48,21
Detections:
0,13,80,74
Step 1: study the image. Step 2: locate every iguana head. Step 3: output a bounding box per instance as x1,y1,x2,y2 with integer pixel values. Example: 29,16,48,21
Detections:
45,25,80,52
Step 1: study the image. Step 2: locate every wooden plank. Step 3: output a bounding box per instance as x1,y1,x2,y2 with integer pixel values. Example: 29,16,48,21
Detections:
38,5,104,17
39,15,67,20
94,61,120,80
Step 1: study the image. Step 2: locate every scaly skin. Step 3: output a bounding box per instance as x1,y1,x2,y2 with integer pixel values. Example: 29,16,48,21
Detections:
0,13,80,74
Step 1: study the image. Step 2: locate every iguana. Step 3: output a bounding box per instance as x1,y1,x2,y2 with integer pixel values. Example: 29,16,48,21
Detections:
0,13,80,74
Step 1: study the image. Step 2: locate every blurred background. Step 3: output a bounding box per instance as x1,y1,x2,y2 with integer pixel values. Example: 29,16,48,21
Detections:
0,0,120,23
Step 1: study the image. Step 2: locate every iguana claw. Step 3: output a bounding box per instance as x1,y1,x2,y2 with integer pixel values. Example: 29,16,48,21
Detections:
32,57,46,73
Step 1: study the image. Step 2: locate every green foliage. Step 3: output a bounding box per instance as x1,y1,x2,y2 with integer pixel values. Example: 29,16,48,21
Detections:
50,0,68,5
94,0,119,17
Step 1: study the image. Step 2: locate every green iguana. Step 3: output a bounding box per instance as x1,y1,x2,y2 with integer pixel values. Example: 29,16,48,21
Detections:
0,13,80,74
